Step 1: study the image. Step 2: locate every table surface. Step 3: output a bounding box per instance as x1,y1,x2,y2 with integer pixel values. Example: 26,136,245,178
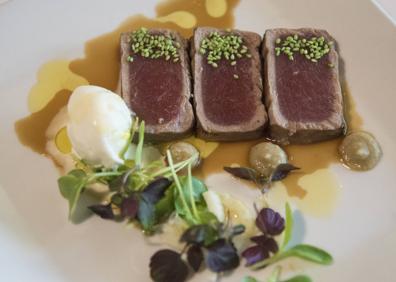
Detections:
376,0,396,23
0,0,395,23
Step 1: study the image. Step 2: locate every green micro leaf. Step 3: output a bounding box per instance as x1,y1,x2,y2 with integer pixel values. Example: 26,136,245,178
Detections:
280,244,333,265
68,169,86,178
58,169,87,218
252,244,333,269
243,276,259,282
281,202,293,250
174,201,196,226
173,175,208,225
119,118,138,160
187,163,199,221
283,275,312,282
167,150,194,223
154,184,175,222
135,121,145,169
177,176,207,203
196,208,218,226
265,266,312,282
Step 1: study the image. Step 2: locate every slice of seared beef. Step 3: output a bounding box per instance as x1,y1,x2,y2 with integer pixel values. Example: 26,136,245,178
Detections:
120,28,194,141
192,27,267,141
263,28,345,144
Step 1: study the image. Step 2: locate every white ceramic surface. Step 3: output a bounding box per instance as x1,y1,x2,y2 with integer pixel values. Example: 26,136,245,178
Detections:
1,0,396,281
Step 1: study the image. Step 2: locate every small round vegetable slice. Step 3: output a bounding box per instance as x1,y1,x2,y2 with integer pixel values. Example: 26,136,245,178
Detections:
169,142,200,168
339,131,382,171
248,142,288,176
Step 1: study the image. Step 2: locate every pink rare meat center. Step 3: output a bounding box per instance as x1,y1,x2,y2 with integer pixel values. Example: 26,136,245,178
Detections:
128,55,183,125
275,45,336,122
201,57,257,125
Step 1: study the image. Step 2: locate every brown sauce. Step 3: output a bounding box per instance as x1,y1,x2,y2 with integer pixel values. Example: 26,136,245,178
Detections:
15,90,71,154
15,0,239,154
14,0,363,214
69,0,240,91
199,84,362,199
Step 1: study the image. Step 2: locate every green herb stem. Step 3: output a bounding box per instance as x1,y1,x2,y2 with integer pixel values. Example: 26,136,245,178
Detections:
251,244,333,270
120,117,139,160
88,171,123,182
187,163,200,221
250,252,283,270
281,202,293,251
149,153,198,179
135,121,145,169
166,150,194,222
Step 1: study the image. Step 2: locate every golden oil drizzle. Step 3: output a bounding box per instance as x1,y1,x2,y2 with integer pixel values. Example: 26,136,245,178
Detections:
28,60,88,113
265,169,340,217
14,0,363,218
205,0,228,18
55,127,72,154
156,11,197,28
199,85,363,216
15,0,240,155
69,0,240,91
15,90,71,154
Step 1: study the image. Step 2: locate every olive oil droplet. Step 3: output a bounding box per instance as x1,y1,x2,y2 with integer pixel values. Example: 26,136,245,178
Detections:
55,127,72,154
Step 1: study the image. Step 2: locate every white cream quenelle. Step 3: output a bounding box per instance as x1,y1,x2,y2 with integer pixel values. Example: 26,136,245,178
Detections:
67,85,133,168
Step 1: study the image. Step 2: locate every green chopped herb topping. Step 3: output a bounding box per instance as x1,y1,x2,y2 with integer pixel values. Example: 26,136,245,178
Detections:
200,31,251,67
128,27,180,63
275,34,333,63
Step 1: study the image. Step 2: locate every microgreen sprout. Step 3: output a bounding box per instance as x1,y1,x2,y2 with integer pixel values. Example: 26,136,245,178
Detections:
135,120,145,169
187,162,200,221
166,150,195,222
58,118,200,219
150,210,244,281
119,117,139,160
244,265,313,282
242,203,333,270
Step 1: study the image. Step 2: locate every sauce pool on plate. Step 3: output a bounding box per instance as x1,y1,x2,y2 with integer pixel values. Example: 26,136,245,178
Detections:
14,0,363,217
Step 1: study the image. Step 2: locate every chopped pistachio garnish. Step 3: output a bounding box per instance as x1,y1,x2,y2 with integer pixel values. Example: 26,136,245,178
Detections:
275,34,332,63
200,31,251,67
128,27,180,62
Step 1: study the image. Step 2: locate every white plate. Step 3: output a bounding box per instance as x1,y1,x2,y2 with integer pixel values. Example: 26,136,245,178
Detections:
1,0,396,281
